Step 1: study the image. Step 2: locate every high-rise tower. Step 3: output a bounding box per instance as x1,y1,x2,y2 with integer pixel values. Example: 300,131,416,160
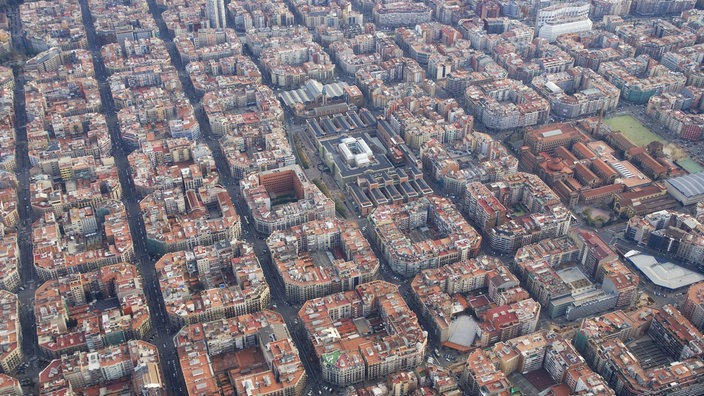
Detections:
206,0,226,29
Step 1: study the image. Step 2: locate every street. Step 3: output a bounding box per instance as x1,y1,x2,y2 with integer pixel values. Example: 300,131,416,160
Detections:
8,5,41,389
594,222,688,308
77,0,186,392
8,1,704,395
135,0,332,393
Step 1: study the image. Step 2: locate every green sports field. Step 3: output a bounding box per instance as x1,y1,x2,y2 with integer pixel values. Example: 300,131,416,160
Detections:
604,115,666,146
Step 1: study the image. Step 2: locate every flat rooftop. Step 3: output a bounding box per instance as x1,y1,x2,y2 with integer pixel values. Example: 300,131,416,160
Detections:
556,266,589,285
447,315,478,348
320,135,394,178
625,250,704,290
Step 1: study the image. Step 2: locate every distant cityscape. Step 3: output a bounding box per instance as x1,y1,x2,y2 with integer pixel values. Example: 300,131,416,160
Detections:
3,0,704,396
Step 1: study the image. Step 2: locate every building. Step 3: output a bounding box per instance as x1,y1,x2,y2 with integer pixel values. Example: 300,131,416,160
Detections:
318,135,395,187
514,257,618,320
0,291,22,375
142,187,241,255
514,235,581,270
205,0,226,29
598,55,686,104
369,195,481,276
279,80,351,117
464,173,572,253
569,229,618,279
34,263,152,358
373,2,432,28
646,92,704,141
410,257,531,344
682,282,704,331
355,364,459,396
349,167,432,215
524,123,588,155
574,307,656,362
591,0,633,19
174,310,306,396
536,2,593,42
465,79,550,130
420,133,518,197
299,281,426,386
613,184,679,218
260,42,335,89
0,234,20,292
0,374,22,396
241,165,335,235
513,231,638,318
532,67,620,118
665,171,704,205
155,240,270,327
38,340,165,395
575,305,704,396
632,0,696,16
32,201,134,281
648,304,704,360
267,219,379,303
483,331,613,395
625,210,704,265
462,349,513,395
555,31,634,72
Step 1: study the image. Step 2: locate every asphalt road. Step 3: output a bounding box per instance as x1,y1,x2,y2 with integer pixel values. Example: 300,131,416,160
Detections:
12,62,42,387
594,223,687,308
75,0,188,393
8,5,43,390
137,0,335,393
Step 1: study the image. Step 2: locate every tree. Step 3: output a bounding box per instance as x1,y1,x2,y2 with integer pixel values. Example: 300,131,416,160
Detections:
647,141,664,158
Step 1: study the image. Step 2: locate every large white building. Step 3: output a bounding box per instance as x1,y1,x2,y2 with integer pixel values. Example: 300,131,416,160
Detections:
206,0,226,29
536,2,592,42
665,171,704,205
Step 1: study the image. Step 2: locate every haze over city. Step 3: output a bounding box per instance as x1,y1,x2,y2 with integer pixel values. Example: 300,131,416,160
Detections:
1,0,704,395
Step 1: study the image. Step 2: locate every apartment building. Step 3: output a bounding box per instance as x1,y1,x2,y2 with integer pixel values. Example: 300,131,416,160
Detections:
241,165,335,235
625,210,704,265
369,195,481,276
532,67,620,118
0,291,22,374
0,374,22,396
597,55,686,104
174,310,306,396
683,282,704,331
372,2,432,28
462,349,513,396
155,240,270,327
267,219,378,303
555,31,634,72
299,281,426,386
465,79,550,130
649,304,704,360
34,264,151,358
410,256,504,342
19,0,87,53
33,202,134,280
0,234,20,292
464,173,571,253
142,187,241,255
38,340,164,395
575,306,704,396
